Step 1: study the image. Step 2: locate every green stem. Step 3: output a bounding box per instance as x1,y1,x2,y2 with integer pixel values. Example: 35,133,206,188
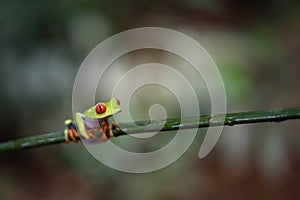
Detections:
1,107,300,152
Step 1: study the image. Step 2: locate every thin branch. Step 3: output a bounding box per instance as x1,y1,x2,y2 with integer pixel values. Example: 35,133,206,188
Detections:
1,107,300,152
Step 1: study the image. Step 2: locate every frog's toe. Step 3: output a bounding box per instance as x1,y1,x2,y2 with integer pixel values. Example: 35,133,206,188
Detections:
65,128,79,143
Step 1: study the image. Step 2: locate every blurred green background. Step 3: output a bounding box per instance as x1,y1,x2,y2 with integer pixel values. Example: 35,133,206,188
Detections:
1,0,300,199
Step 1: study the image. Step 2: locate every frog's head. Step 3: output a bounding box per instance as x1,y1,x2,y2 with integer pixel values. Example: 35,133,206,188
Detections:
84,98,121,119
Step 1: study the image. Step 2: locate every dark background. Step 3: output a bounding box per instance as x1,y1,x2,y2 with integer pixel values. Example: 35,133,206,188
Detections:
1,0,300,199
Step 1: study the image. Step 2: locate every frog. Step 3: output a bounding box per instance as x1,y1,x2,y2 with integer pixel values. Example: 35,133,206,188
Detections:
64,98,121,143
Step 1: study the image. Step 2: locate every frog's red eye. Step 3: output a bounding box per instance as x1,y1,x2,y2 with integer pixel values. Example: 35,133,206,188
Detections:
116,98,120,105
95,103,106,114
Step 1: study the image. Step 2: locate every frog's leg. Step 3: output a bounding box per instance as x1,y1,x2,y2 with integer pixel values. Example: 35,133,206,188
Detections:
98,122,108,142
112,123,120,131
75,112,90,139
64,119,79,143
86,128,98,139
102,119,115,139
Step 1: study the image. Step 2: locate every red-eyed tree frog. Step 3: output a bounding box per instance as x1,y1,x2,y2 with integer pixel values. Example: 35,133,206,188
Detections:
64,98,121,143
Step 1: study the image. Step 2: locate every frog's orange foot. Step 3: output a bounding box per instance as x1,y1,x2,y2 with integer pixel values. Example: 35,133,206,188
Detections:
65,128,79,143
112,123,120,131
100,123,114,140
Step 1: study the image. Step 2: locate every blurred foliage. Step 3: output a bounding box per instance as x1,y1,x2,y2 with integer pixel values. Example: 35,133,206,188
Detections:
1,0,300,199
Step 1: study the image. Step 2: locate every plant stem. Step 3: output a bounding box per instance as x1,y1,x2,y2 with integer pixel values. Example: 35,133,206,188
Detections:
1,107,300,152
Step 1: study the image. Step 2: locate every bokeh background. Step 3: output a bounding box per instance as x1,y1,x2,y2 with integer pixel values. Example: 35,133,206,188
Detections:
1,0,300,199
